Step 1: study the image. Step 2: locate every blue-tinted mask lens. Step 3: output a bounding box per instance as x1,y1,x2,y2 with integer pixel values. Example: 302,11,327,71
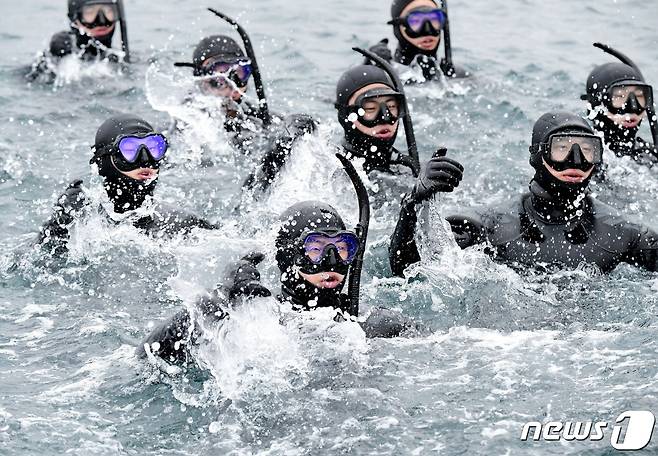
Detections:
206,60,253,83
406,9,446,33
303,232,360,265
118,135,168,163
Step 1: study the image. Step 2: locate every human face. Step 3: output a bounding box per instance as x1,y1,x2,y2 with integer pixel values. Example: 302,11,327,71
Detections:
200,57,246,102
399,0,442,51
347,83,400,139
299,271,346,290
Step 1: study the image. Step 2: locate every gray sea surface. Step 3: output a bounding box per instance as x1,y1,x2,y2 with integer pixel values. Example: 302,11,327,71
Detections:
1,0,658,455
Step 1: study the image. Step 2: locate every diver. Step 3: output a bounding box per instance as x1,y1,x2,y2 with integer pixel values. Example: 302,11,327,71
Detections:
335,64,417,174
138,157,421,365
244,47,422,198
172,9,315,195
366,0,469,83
389,111,658,276
582,43,657,165
27,0,130,82
173,34,266,144
36,114,216,255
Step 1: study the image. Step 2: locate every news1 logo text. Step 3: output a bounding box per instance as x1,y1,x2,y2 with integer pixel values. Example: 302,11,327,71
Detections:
521,411,655,450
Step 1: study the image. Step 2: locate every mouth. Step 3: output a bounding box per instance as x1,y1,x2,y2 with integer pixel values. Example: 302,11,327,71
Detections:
418,37,438,49
135,169,158,181
318,273,344,289
559,170,588,183
372,126,396,139
88,26,115,37
620,116,641,128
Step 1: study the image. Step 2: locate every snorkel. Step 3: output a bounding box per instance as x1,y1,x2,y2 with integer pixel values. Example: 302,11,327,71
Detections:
353,47,421,176
335,153,371,317
592,42,658,153
442,0,453,70
116,0,130,62
207,8,272,127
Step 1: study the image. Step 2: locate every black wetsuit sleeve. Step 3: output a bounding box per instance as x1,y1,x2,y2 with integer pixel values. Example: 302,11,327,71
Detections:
146,206,219,237
241,113,316,195
26,32,73,82
389,196,422,277
35,180,87,255
389,195,488,277
136,291,230,364
137,256,270,364
136,309,192,364
622,225,658,272
363,39,393,64
632,136,658,164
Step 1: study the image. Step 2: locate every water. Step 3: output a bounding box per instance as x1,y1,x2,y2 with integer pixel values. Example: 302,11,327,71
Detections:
1,0,658,454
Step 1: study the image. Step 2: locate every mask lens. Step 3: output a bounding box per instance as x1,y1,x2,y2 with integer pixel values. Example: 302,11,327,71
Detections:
353,94,402,126
234,62,253,83
611,85,649,109
118,135,168,163
205,60,253,84
81,4,118,24
142,135,168,160
405,9,445,33
549,135,602,164
117,137,141,162
303,233,360,265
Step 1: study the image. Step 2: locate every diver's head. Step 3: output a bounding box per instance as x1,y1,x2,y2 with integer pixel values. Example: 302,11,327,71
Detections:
583,62,652,134
90,114,168,213
68,0,119,41
179,35,252,101
389,0,445,56
529,112,603,197
335,65,405,170
275,202,360,309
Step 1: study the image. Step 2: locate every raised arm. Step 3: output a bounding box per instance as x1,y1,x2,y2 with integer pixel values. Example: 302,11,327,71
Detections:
35,180,87,255
137,253,271,364
389,148,464,276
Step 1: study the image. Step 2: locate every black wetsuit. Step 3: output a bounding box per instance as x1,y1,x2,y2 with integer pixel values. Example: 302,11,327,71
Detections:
27,29,119,82
390,181,658,276
365,0,469,83
139,202,421,366
583,61,657,169
36,180,217,255
594,116,657,168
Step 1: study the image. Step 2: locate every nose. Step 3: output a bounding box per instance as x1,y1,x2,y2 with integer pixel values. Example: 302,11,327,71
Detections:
627,92,642,112
571,144,583,165
380,104,394,124
135,145,152,164
324,246,340,266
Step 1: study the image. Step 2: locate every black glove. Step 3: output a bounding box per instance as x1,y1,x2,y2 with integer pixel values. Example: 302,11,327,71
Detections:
226,252,272,301
285,113,317,137
412,148,464,203
49,31,73,57
439,58,456,78
366,38,393,63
